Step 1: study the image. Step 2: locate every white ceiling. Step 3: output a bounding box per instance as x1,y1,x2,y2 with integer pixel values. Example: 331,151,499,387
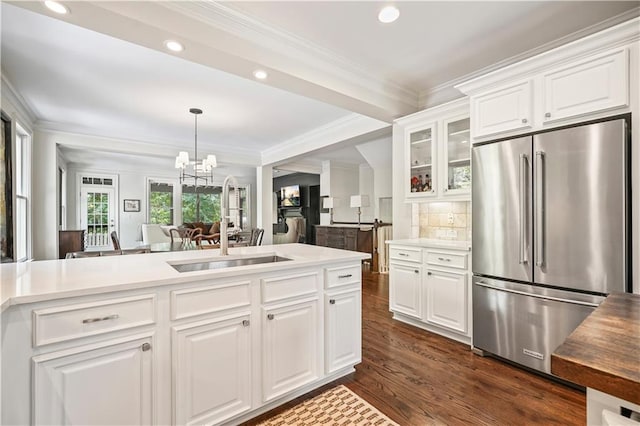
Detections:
2,1,638,172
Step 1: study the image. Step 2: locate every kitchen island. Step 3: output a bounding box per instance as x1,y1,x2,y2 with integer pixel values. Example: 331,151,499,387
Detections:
551,293,640,425
1,243,368,425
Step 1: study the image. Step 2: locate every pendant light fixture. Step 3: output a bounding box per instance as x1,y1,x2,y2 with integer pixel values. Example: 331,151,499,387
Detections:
175,108,217,187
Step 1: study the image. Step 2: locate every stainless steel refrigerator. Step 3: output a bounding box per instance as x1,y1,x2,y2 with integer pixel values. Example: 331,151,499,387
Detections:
472,117,630,376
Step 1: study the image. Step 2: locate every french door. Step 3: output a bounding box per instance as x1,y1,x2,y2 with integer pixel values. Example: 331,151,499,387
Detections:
80,187,116,250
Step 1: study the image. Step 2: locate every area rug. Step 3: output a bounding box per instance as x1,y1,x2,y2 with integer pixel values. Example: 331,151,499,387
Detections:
256,385,399,426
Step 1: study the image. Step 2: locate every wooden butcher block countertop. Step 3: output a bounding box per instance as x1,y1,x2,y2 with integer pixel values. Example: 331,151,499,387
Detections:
551,292,640,405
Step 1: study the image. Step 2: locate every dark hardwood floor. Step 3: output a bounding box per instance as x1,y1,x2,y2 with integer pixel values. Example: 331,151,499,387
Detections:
246,271,586,425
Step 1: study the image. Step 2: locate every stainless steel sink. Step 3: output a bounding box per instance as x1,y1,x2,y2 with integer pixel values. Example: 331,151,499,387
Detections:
171,255,292,272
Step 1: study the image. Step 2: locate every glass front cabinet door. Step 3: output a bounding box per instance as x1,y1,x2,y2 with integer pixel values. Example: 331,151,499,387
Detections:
405,122,437,199
443,116,471,195
400,98,470,202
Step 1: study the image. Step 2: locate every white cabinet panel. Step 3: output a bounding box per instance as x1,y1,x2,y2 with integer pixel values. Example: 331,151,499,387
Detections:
389,263,422,319
325,290,361,374
542,48,628,123
426,269,468,334
262,298,319,402
172,313,252,426
33,334,153,425
472,80,532,138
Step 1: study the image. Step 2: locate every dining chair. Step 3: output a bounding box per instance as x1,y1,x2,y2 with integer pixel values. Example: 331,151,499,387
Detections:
249,228,264,246
110,231,121,250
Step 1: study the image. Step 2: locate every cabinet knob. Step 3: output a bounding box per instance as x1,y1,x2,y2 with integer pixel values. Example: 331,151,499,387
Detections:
545,112,551,118
267,314,275,320
329,299,336,304
141,343,151,352
427,271,432,275
443,188,448,192
242,320,250,327
522,118,528,124
415,270,420,274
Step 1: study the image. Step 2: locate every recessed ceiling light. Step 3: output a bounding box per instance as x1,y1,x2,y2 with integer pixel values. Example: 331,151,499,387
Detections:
253,70,268,80
378,6,399,23
44,1,69,14
164,40,184,52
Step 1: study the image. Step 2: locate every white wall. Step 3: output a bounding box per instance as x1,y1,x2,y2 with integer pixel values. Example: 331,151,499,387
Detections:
355,136,392,221
358,164,374,222
391,122,411,239
319,161,360,224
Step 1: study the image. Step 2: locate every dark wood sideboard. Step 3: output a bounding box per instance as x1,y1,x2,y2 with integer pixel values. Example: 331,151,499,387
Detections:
315,225,373,257
59,230,85,259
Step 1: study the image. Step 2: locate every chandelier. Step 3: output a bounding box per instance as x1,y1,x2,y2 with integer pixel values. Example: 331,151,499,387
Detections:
175,108,217,186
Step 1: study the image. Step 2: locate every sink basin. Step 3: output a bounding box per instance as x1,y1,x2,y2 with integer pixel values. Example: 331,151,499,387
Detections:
171,255,292,273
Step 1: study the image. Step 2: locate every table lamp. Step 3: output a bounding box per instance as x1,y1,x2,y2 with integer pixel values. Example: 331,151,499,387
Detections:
350,195,370,225
323,197,335,224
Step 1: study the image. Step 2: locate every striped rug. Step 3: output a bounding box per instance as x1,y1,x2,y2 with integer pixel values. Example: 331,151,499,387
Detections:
257,385,399,426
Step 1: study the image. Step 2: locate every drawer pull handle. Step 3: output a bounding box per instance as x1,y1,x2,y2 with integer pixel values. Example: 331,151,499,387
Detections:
437,257,451,262
267,314,275,320
338,274,353,278
141,343,151,352
82,314,119,324
398,253,409,257
329,299,336,304
242,320,250,327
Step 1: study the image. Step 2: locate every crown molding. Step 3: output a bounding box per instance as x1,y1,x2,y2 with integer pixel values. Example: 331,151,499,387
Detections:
160,1,418,113
1,72,38,127
417,8,640,106
35,124,262,166
455,14,640,95
261,113,389,166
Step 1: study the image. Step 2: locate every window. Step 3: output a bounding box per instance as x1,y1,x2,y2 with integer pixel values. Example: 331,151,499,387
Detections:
181,185,221,223
15,125,30,261
149,181,174,225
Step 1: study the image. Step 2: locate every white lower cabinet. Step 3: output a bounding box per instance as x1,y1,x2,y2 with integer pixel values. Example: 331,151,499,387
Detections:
262,297,320,402
425,268,468,334
172,312,252,426
33,334,153,425
389,262,422,319
325,289,361,374
3,262,362,425
388,243,471,345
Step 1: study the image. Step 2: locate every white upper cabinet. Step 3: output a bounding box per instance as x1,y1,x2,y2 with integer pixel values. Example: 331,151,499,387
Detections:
398,97,470,202
471,80,533,138
542,48,629,123
455,17,637,142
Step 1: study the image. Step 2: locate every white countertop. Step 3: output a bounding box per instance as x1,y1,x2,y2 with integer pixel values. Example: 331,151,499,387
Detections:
0,244,369,311
386,238,471,251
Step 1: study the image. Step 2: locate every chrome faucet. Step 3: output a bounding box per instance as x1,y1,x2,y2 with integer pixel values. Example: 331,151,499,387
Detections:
220,175,240,256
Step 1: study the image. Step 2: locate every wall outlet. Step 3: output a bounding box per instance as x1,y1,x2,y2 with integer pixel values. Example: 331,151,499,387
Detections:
446,229,457,238
447,213,454,225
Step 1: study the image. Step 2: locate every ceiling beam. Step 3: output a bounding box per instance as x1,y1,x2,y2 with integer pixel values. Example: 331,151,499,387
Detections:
11,1,419,123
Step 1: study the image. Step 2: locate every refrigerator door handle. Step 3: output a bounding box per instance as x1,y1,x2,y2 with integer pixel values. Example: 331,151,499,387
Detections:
474,281,599,308
519,154,528,264
535,150,545,267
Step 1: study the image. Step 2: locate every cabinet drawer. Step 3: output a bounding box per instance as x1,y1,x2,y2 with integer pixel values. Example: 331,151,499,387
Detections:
425,251,467,269
325,264,361,289
171,280,251,321
261,272,319,303
33,294,156,347
389,246,422,263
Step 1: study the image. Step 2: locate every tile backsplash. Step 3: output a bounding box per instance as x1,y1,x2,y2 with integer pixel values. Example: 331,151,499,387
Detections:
411,201,471,241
